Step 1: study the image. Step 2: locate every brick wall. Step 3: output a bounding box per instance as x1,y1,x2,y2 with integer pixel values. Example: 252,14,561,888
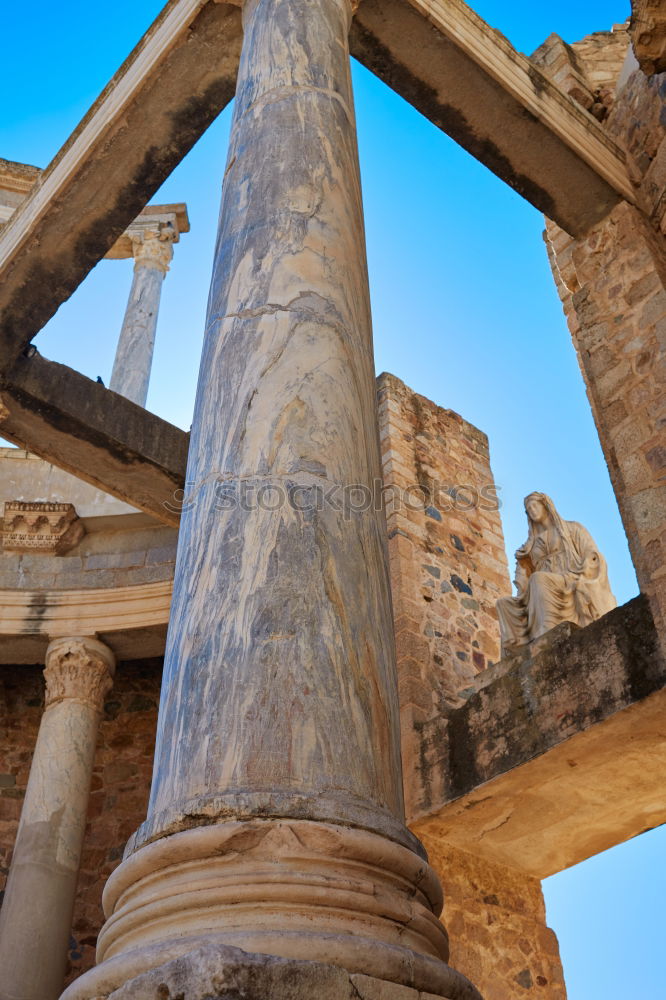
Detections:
377,373,511,821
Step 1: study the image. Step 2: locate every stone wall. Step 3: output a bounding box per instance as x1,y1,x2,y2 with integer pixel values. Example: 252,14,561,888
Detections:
377,373,511,821
531,25,629,122
630,0,666,75
422,835,567,1000
0,659,162,985
543,65,666,653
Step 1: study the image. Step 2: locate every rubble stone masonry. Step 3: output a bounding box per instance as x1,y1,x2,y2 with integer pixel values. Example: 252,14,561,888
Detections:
376,373,511,820
544,65,666,654
420,835,567,1000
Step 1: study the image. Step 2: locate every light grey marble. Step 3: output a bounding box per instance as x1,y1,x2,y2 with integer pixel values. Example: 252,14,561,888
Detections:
109,239,171,407
141,0,411,851
0,638,114,1000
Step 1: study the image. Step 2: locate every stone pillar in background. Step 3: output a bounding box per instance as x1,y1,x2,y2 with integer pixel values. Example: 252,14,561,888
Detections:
109,228,174,407
61,0,479,997
0,637,114,1000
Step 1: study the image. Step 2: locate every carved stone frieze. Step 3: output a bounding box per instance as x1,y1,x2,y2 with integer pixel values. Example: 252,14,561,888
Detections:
2,500,85,554
44,636,115,711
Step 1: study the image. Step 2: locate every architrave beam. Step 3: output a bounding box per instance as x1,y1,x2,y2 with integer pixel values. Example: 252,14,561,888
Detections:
350,0,635,237
0,0,242,374
0,353,188,526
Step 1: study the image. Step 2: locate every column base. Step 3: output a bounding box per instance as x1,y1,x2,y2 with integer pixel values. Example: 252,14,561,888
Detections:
61,941,477,1000
60,819,481,1000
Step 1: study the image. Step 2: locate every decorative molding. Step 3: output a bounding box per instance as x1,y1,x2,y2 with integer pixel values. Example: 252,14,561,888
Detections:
2,501,85,554
0,580,173,638
44,636,115,711
131,229,175,274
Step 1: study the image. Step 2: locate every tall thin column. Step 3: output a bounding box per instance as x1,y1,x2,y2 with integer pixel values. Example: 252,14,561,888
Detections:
0,637,114,1000
109,230,174,406
62,0,478,997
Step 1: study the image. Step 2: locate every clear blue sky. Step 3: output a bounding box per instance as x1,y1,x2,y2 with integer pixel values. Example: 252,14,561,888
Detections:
1,2,664,997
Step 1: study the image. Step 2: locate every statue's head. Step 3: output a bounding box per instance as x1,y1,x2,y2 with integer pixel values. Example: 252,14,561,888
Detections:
524,492,551,525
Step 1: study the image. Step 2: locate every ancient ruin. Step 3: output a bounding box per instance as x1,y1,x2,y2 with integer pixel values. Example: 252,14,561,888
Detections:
0,1,663,999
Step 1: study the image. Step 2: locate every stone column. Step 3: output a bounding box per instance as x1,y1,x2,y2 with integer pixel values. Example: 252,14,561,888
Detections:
0,637,115,1000
62,0,479,997
109,229,174,406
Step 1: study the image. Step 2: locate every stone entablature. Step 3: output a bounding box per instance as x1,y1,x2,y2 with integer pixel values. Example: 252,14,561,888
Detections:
105,203,190,263
2,501,85,555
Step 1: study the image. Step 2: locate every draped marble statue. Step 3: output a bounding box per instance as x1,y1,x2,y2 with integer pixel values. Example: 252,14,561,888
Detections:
497,492,616,654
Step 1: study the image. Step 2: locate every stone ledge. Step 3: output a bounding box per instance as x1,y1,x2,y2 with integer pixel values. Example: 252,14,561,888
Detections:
409,595,666,876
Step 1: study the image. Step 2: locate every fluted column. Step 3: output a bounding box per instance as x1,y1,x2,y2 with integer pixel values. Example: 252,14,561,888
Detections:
0,637,115,1000
109,230,174,406
61,0,479,997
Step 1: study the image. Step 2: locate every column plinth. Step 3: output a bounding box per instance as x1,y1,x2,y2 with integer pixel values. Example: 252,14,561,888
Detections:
0,637,114,1000
61,0,481,996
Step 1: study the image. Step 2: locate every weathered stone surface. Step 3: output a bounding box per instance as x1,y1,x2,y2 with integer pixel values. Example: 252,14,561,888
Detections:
420,839,567,1000
76,943,459,1000
0,352,189,526
2,500,85,554
0,638,114,1000
144,0,408,849
0,2,242,372
0,660,162,985
376,374,510,823
101,944,359,1000
544,61,666,656
413,596,666,877
496,492,616,653
63,1,478,998
350,0,632,236
531,25,630,123
109,235,172,408
630,0,666,75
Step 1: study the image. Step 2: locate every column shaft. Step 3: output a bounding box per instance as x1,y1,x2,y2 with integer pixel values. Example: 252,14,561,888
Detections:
60,0,479,996
0,638,114,1000
145,0,405,846
109,236,172,406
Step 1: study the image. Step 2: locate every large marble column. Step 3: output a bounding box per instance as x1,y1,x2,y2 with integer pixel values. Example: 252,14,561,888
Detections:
0,637,115,1000
108,229,174,406
61,0,479,997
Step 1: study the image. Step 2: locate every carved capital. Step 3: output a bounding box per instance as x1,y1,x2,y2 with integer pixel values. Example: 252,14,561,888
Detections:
44,637,115,712
131,227,175,274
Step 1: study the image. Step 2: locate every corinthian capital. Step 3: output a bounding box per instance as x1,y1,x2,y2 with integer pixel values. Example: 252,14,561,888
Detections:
131,226,175,274
44,636,116,712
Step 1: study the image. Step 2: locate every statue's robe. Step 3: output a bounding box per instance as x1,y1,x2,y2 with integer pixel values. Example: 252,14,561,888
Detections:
497,520,616,651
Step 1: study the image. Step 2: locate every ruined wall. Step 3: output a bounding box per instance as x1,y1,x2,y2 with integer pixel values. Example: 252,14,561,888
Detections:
544,65,666,652
531,24,629,121
422,835,567,1000
376,375,566,998
630,0,666,75
377,373,510,820
0,659,161,984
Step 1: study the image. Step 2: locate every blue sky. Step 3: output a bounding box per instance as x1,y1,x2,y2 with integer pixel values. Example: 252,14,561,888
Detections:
1,2,664,996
